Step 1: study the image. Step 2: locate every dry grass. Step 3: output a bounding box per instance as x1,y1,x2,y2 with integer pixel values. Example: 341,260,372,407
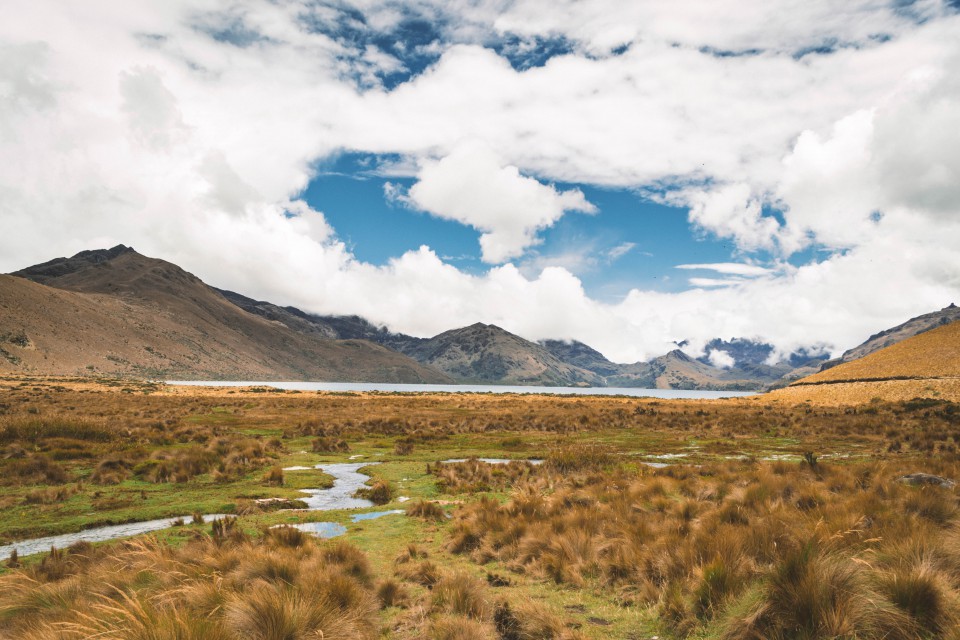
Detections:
355,478,395,505
0,530,380,639
447,458,960,638
6,378,960,638
406,500,447,521
431,458,543,494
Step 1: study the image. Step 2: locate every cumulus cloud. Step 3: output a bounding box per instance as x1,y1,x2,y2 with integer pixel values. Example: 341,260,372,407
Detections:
0,0,959,366
707,349,735,369
401,140,596,263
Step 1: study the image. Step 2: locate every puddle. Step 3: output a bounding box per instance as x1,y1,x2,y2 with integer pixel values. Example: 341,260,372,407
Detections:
0,462,381,561
289,522,347,538
282,465,313,471
351,509,404,522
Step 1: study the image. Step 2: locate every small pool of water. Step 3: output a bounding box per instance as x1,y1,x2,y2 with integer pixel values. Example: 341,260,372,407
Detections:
351,509,405,522
290,522,347,538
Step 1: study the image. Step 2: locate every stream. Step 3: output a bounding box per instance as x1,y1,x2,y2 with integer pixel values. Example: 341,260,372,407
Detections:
0,462,378,561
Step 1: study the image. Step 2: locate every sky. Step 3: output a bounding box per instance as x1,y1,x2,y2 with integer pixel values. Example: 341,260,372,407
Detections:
2,1,960,365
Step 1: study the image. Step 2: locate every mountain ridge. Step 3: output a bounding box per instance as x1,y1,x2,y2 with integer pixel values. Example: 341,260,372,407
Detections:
3,247,450,383
7,246,957,391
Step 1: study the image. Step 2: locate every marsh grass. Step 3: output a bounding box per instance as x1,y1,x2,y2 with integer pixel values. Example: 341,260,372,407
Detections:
6,380,960,638
0,533,380,639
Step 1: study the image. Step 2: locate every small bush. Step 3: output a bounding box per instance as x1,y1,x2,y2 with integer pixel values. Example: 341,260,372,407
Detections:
355,478,394,505
263,466,284,486
376,578,410,608
312,437,350,453
431,571,490,620
266,525,307,549
406,500,446,521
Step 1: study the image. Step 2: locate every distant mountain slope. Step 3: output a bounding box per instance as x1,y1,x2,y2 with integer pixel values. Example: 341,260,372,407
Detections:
539,339,622,377
818,304,960,371
218,295,605,386
767,318,960,405
796,320,960,384
4,247,450,383
215,288,339,340
541,339,791,390
403,323,604,386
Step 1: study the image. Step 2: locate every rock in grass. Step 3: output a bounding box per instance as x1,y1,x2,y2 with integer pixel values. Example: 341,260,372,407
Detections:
898,473,956,488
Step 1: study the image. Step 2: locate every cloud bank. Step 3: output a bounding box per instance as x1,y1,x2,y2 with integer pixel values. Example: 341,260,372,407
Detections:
1,0,959,363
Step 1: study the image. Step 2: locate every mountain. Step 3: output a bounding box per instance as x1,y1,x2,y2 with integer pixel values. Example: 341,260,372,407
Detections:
398,323,604,386
219,298,604,386
537,339,771,390
3,246,450,383
539,339,623,377
540,339,792,390
798,319,960,384
818,304,960,371
769,318,960,404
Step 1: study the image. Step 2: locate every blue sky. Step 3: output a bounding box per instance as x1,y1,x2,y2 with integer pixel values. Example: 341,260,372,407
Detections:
305,152,818,300
305,161,732,298
3,0,959,363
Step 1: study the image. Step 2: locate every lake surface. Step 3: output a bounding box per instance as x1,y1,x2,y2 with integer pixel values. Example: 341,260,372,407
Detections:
167,380,755,399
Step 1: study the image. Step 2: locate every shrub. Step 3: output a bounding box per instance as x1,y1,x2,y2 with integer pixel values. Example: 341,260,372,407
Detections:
355,478,394,505
263,466,284,486
431,571,490,620
406,500,446,521
312,437,350,453
266,525,307,549
375,578,409,608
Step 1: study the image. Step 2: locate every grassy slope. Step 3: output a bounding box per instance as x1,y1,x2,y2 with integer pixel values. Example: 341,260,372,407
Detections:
801,320,960,383
765,320,960,405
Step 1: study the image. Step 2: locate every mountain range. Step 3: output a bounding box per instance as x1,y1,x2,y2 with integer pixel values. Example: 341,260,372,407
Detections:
2,245,956,390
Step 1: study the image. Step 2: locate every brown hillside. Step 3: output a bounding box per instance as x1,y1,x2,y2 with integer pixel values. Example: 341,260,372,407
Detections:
764,320,960,405
404,323,604,386
0,253,450,383
797,320,960,384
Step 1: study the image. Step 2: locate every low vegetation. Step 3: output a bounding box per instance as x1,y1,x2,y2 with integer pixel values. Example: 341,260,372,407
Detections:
1,376,960,638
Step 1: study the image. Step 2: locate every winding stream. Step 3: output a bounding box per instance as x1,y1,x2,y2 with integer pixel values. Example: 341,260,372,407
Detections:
0,462,378,561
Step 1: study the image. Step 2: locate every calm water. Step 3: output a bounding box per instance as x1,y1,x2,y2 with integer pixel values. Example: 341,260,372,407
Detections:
167,380,754,399
0,462,376,560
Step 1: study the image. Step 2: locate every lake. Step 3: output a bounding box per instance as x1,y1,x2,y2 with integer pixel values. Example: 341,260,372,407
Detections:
166,381,755,399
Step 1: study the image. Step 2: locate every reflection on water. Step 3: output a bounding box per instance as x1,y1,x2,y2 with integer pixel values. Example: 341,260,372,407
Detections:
351,509,404,522
290,522,347,538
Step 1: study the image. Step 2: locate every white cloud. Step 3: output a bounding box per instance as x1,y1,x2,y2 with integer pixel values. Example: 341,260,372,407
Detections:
606,242,635,261
0,0,959,368
675,263,773,277
707,349,735,369
403,140,596,262
683,183,780,251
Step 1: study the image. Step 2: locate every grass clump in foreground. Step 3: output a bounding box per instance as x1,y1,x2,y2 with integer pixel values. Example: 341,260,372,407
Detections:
0,530,380,639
